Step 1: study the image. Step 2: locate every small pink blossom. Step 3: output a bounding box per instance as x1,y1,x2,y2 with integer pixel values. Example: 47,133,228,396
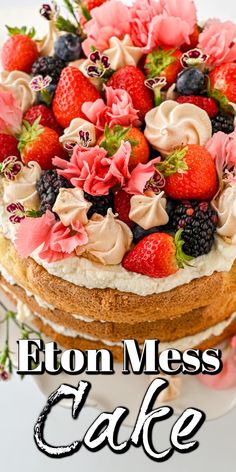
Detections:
54,142,132,196
198,336,236,390
198,19,236,66
82,86,140,131
82,1,131,56
124,157,161,194
0,90,23,135
130,0,197,52
15,210,88,263
206,130,236,178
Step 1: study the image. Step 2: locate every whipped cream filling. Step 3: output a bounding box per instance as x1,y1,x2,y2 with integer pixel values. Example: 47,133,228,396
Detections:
0,202,236,297
35,309,236,352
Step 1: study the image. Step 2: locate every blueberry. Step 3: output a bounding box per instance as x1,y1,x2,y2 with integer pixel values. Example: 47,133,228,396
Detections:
176,68,205,96
132,224,173,244
54,34,82,62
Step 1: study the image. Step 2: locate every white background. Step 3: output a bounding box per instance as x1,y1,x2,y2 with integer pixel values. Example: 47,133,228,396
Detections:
0,0,236,470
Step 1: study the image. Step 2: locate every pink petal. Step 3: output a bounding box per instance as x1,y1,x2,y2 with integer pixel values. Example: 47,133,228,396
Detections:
15,211,55,258
124,157,160,194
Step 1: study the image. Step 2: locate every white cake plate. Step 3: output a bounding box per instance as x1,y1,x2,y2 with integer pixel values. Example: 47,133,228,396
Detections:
1,292,236,426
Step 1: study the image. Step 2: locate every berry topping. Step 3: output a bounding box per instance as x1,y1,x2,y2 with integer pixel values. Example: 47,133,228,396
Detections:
0,134,20,162
211,114,235,135
156,145,218,201
209,63,236,104
176,96,219,118
176,68,205,95
1,32,39,73
122,230,192,278
54,34,82,62
31,56,66,85
132,223,171,244
114,190,133,226
24,105,62,135
18,118,66,170
36,170,72,214
53,66,101,128
84,191,114,218
170,200,218,257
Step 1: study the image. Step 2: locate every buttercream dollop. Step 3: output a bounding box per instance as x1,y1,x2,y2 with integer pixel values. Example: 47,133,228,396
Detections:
129,191,169,229
3,161,42,210
59,118,97,147
0,71,36,113
214,186,236,243
144,100,212,156
53,188,92,227
103,34,143,70
77,209,133,265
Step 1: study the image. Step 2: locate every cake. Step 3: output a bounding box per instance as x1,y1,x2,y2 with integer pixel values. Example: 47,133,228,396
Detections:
0,0,236,364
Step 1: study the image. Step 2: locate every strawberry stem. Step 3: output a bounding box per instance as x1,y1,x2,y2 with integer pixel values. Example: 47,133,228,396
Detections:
155,147,188,177
17,117,44,154
175,229,194,268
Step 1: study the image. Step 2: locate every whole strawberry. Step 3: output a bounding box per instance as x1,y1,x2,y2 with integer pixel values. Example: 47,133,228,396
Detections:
122,231,192,278
114,190,133,227
0,134,20,162
1,28,38,73
157,145,218,201
144,47,183,88
24,105,62,135
176,96,219,118
209,63,236,104
53,67,101,128
18,118,66,170
107,65,153,121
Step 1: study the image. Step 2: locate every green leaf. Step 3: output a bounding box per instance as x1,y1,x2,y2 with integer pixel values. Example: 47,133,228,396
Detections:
146,47,176,79
56,16,78,34
6,25,36,38
18,117,44,154
26,209,43,218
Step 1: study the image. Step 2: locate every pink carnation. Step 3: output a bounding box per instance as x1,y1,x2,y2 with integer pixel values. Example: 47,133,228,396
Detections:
130,0,196,52
206,129,236,177
82,0,131,55
53,142,132,196
124,157,161,194
198,19,236,66
15,211,88,263
0,89,23,135
82,86,140,131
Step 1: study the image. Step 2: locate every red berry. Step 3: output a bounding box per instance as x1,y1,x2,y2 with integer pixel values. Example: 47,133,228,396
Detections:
1,34,39,73
53,66,101,128
209,63,236,104
0,134,20,162
114,190,133,227
163,145,218,201
24,105,62,135
176,96,219,118
122,232,179,278
19,121,67,170
107,65,153,121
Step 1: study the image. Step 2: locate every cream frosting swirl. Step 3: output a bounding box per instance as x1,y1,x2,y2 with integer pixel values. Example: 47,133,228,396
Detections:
0,71,36,113
3,161,42,210
53,188,92,227
214,186,236,243
129,192,169,229
103,34,143,70
144,100,212,157
59,118,97,147
77,209,133,265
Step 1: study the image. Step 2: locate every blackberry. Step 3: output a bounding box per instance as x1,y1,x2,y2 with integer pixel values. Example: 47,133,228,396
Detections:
54,34,82,62
171,201,218,258
36,170,72,214
84,191,114,218
31,56,66,85
211,114,234,134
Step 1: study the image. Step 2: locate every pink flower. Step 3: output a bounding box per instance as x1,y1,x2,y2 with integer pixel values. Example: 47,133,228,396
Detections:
198,336,236,390
82,86,140,131
0,90,23,135
206,130,236,177
124,157,161,194
15,210,88,263
198,19,236,66
130,0,196,52
82,0,131,56
54,142,132,196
